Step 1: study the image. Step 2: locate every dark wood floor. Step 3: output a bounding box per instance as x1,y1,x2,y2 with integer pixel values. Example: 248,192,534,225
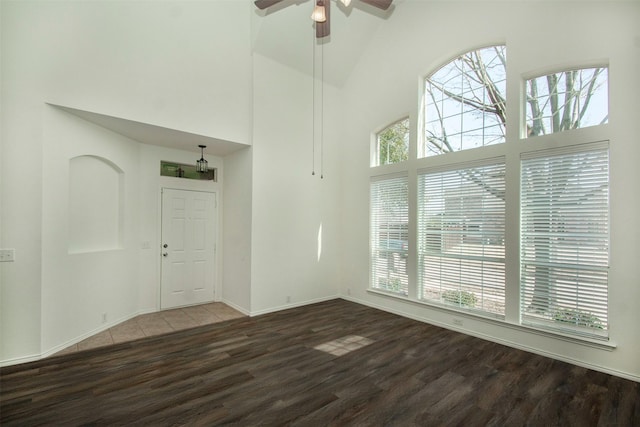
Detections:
1,299,639,426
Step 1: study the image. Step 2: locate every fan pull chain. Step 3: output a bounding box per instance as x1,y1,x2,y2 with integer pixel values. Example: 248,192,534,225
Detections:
320,39,324,179
312,33,316,176
311,25,325,179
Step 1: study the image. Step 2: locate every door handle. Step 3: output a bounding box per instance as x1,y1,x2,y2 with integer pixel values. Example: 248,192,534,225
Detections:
163,252,168,257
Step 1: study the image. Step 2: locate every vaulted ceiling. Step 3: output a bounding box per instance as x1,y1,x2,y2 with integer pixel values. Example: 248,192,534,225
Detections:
251,0,399,87
53,1,401,154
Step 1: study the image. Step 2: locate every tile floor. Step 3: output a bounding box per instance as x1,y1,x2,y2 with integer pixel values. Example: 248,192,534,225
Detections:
54,302,245,356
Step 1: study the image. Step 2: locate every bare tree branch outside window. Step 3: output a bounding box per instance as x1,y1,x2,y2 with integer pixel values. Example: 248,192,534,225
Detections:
526,68,608,136
421,47,609,331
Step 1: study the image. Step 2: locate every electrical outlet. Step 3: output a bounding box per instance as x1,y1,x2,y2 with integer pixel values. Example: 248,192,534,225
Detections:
102,313,108,324
286,296,291,304
452,318,463,326
0,249,15,262
346,287,351,296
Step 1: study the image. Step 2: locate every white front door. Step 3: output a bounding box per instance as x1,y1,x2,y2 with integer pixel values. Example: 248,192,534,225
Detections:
161,188,216,309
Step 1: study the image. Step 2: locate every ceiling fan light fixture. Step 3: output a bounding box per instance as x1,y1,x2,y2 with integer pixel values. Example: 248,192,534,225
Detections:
339,0,352,6
311,1,327,23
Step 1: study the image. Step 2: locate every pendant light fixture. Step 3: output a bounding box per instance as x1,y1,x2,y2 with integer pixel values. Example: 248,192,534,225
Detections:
196,145,208,173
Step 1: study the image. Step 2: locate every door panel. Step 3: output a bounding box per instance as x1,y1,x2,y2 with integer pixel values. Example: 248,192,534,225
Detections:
161,189,216,309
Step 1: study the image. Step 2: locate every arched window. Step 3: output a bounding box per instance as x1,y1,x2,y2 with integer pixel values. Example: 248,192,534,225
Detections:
370,42,610,340
373,117,410,167
422,45,506,157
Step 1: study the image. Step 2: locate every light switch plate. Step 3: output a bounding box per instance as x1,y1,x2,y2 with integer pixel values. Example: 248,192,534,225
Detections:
0,249,15,262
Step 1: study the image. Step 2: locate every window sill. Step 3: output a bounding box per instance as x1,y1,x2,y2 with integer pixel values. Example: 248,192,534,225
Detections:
366,288,617,351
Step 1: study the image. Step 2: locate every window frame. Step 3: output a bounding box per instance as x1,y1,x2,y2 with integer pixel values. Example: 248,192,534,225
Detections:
417,158,507,319
519,142,610,339
524,66,609,139
369,173,410,296
368,46,611,342
371,117,411,168
420,45,507,158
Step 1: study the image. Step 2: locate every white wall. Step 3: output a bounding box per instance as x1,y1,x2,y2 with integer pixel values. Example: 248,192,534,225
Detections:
340,1,640,380
37,106,228,357
3,0,638,382
222,147,253,313
250,54,342,314
1,0,252,363
41,1,252,145
41,106,141,353
2,1,47,362
0,0,4,361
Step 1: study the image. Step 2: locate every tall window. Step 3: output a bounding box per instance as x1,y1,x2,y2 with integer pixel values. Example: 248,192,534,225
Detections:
422,46,506,157
522,68,610,339
418,161,506,317
373,118,410,166
370,42,610,340
520,144,609,338
370,175,409,295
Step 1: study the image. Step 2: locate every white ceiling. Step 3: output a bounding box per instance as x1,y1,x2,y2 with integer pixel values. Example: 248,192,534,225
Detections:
50,104,250,157
48,1,400,154
251,0,399,87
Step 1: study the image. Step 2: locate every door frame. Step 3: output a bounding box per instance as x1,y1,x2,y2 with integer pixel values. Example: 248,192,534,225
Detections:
158,184,221,310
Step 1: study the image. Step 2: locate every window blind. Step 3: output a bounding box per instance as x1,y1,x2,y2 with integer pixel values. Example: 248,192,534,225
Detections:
417,161,505,317
520,144,609,338
370,175,409,295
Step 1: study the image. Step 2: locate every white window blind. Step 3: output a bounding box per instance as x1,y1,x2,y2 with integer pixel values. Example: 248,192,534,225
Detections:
417,161,505,317
520,144,609,338
370,175,409,295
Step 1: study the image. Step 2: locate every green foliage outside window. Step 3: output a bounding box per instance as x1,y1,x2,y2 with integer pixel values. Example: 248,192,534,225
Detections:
552,308,604,329
377,118,409,166
442,290,477,308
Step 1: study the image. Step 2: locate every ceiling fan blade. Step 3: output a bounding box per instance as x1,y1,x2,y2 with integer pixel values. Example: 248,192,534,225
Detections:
360,0,393,10
316,0,330,38
254,0,285,10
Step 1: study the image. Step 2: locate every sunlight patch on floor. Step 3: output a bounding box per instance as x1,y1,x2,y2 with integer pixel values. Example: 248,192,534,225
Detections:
314,335,374,356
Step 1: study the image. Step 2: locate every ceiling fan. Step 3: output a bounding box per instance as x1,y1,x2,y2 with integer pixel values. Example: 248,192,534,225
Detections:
254,0,394,38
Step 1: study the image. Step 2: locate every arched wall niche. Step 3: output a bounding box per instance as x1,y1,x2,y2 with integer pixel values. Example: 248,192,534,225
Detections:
68,155,125,254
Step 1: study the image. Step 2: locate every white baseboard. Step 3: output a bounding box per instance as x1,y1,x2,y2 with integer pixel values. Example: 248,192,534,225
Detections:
218,299,251,316
41,311,143,360
248,294,340,317
1,310,147,367
0,353,43,367
341,295,640,383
